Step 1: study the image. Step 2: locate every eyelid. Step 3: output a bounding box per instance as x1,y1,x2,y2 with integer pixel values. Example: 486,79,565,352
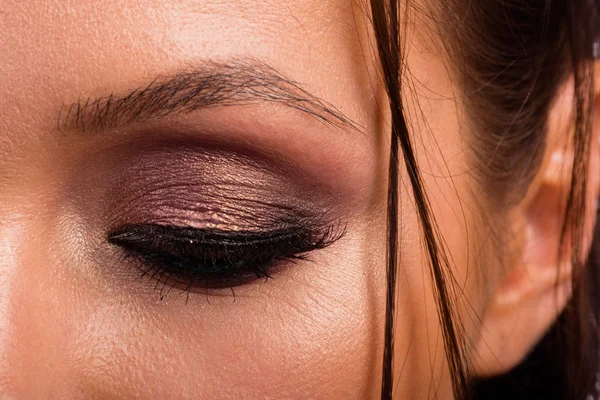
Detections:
107,222,346,293
108,222,345,260
96,145,340,231
63,137,351,296
108,224,313,248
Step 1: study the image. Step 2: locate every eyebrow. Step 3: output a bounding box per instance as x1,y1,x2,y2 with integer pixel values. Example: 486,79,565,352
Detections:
58,59,358,134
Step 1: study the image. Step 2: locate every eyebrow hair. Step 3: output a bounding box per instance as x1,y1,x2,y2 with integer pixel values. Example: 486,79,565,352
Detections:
58,59,358,134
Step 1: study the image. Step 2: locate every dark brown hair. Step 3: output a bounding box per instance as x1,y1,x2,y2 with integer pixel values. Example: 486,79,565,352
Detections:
370,0,599,398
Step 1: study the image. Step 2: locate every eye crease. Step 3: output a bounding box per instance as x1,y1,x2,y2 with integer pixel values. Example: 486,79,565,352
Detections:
107,222,345,295
63,137,350,303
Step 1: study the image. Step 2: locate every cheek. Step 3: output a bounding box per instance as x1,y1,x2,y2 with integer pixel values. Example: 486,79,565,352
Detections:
4,209,386,399
71,236,382,399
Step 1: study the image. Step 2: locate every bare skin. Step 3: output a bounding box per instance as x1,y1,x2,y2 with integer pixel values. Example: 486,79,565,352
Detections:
1,1,598,399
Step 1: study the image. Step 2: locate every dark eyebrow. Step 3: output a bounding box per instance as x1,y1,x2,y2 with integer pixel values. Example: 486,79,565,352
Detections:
58,59,358,134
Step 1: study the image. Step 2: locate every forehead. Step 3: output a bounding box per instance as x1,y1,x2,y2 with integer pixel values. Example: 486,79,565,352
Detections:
0,0,379,147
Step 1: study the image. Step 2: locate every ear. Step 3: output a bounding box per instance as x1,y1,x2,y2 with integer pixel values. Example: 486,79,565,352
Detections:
471,70,600,377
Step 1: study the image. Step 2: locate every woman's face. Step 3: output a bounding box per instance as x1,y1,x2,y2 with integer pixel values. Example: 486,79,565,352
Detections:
0,1,487,398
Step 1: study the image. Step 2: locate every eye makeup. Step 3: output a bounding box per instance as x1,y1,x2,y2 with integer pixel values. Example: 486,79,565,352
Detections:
101,144,338,229
108,222,344,292
65,137,347,297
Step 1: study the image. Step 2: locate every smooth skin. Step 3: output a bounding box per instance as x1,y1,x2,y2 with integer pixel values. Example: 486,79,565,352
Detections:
1,1,599,399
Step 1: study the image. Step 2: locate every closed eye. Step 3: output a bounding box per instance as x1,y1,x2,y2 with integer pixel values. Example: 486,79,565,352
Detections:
107,223,345,293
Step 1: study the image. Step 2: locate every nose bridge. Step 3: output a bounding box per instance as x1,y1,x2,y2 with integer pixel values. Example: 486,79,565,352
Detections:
0,201,70,397
0,211,29,392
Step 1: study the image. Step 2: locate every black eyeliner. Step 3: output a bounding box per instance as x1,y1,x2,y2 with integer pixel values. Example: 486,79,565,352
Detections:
108,222,344,291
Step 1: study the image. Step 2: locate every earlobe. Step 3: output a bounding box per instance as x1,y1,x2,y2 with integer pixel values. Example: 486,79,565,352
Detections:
470,77,600,377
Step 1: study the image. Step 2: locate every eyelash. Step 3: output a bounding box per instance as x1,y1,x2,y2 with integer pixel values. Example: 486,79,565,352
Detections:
107,222,345,298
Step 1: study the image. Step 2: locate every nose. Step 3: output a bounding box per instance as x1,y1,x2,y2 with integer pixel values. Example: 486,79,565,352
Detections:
0,210,78,398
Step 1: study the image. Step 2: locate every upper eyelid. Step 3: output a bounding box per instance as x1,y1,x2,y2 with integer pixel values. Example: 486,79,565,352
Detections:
108,224,312,247
88,146,345,232
107,222,346,256
107,222,346,292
